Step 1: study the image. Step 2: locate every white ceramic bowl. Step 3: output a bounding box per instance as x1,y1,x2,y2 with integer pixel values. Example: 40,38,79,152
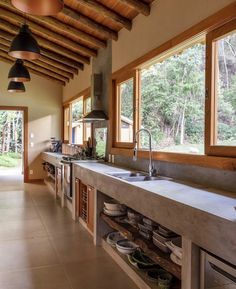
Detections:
116,240,138,255
104,200,124,211
165,238,182,259
106,231,126,247
170,252,182,266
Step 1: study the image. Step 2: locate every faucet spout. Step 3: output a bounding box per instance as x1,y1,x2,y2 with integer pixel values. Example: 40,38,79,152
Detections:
133,129,156,177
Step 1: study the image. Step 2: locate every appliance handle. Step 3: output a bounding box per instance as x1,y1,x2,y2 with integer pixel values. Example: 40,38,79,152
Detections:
209,262,236,284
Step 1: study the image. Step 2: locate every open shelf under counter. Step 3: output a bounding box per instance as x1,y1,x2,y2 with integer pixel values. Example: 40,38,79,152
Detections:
100,213,181,281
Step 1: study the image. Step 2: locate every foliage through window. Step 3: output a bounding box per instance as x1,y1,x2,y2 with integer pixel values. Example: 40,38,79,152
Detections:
117,78,134,143
140,42,206,154
215,31,236,146
71,98,83,145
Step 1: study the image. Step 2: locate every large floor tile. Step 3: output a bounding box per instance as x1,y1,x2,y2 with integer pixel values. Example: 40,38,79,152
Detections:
0,237,59,272
0,207,39,222
50,233,104,264
65,256,137,289
37,204,72,223
0,219,47,241
0,265,72,289
0,197,33,209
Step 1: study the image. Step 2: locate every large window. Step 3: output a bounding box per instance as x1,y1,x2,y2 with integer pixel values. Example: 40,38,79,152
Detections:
140,43,205,154
112,17,236,166
71,98,83,145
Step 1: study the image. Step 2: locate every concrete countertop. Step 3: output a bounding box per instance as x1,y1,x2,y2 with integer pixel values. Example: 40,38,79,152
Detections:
73,162,236,265
42,152,66,159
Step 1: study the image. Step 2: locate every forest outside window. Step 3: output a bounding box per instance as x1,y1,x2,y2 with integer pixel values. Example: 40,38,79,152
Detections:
71,98,83,145
116,76,135,144
140,42,206,154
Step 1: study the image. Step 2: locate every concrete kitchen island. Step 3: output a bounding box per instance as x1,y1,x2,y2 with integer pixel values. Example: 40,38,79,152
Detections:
73,162,236,289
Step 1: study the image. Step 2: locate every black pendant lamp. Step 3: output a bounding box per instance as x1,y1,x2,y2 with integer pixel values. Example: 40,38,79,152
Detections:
11,0,64,16
8,59,30,82
8,81,26,93
9,24,40,60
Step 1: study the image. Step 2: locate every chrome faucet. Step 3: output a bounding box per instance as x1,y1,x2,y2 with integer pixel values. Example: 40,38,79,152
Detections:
133,129,156,177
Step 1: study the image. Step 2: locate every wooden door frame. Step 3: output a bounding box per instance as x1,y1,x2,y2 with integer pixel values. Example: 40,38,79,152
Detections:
0,106,29,183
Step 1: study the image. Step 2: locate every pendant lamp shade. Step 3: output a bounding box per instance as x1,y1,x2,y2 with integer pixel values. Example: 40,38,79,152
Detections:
9,24,40,60
8,59,30,82
11,0,64,15
8,81,26,93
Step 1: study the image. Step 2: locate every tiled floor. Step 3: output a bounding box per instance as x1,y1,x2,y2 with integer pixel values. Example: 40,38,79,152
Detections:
0,176,137,289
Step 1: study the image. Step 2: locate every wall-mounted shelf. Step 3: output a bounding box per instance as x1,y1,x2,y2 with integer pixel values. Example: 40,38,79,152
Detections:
101,213,181,280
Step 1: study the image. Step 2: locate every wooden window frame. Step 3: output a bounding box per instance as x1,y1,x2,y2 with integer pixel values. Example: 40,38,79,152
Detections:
114,71,137,148
205,19,236,157
63,88,92,146
109,3,236,171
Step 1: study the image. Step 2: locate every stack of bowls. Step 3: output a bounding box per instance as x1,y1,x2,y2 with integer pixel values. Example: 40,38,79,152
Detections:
103,199,126,217
152,225,180,254
138,217,158,240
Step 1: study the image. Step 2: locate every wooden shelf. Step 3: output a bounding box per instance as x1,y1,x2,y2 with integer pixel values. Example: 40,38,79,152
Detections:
101,213,181,280
102,237,181,289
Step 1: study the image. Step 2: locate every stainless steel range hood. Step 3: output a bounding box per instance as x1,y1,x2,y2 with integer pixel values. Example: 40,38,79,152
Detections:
80,73,108,123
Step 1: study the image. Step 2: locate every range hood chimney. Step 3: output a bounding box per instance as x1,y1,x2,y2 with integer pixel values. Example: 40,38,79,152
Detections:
81,73,108,122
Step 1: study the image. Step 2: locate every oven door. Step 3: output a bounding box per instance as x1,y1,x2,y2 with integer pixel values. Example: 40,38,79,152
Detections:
200,250,236,289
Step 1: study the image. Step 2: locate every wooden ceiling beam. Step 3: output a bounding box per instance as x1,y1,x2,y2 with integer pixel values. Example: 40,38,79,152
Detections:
0,8,98,57
0,42,73,79
62,6,118,40
0,1,107,49
117,0,150,16
0,19,91,64
76,0,132,30
0,36,78,76
0,49,70,83
0,54,65,86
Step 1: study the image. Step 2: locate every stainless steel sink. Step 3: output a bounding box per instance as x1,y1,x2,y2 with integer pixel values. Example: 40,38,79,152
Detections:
107,172,172,182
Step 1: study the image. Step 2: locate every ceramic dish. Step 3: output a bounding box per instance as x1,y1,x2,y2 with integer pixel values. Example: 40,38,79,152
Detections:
104,200,125,211
153,230,179,244
116,240,138,255
170,252,182,266
165,238,182,259
127,210,142,222
139,230,152,240
146,269,166,282
158,225,177,238
128,251,157,270
103,208,126,217
153,237,171,253
138,223,153,233
158,272,173,288
106,231,126,247
143,217,158,227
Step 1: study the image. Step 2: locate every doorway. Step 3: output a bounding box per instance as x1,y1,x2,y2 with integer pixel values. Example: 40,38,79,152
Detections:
0,106,28,182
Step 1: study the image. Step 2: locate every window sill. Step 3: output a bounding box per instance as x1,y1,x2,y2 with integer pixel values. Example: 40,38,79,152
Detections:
110,147,236,171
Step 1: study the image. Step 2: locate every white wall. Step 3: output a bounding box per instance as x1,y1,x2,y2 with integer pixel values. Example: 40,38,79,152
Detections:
0,61,62,180
63,64,92,102
112,0,235,72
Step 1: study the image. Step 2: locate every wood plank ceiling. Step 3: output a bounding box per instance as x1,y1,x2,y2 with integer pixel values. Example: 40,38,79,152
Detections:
0,0,153,86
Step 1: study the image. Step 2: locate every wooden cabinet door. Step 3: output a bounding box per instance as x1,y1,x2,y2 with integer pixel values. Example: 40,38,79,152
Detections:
87,185,94,233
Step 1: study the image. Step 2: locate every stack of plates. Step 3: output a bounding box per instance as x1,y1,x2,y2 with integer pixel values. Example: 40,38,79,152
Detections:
137,217,158,240
127,209,142,227
165,238,182,266
152,225,179,254
103,199,126,217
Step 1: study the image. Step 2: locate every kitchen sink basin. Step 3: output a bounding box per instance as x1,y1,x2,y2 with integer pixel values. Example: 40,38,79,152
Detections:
107,172,172,182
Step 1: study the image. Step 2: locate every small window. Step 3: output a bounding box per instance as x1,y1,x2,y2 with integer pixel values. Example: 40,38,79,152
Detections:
71,99,83,144
116,78,134,143
140,42,206,154
85,97,92,114
63,106,70,142
215,31,236,146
